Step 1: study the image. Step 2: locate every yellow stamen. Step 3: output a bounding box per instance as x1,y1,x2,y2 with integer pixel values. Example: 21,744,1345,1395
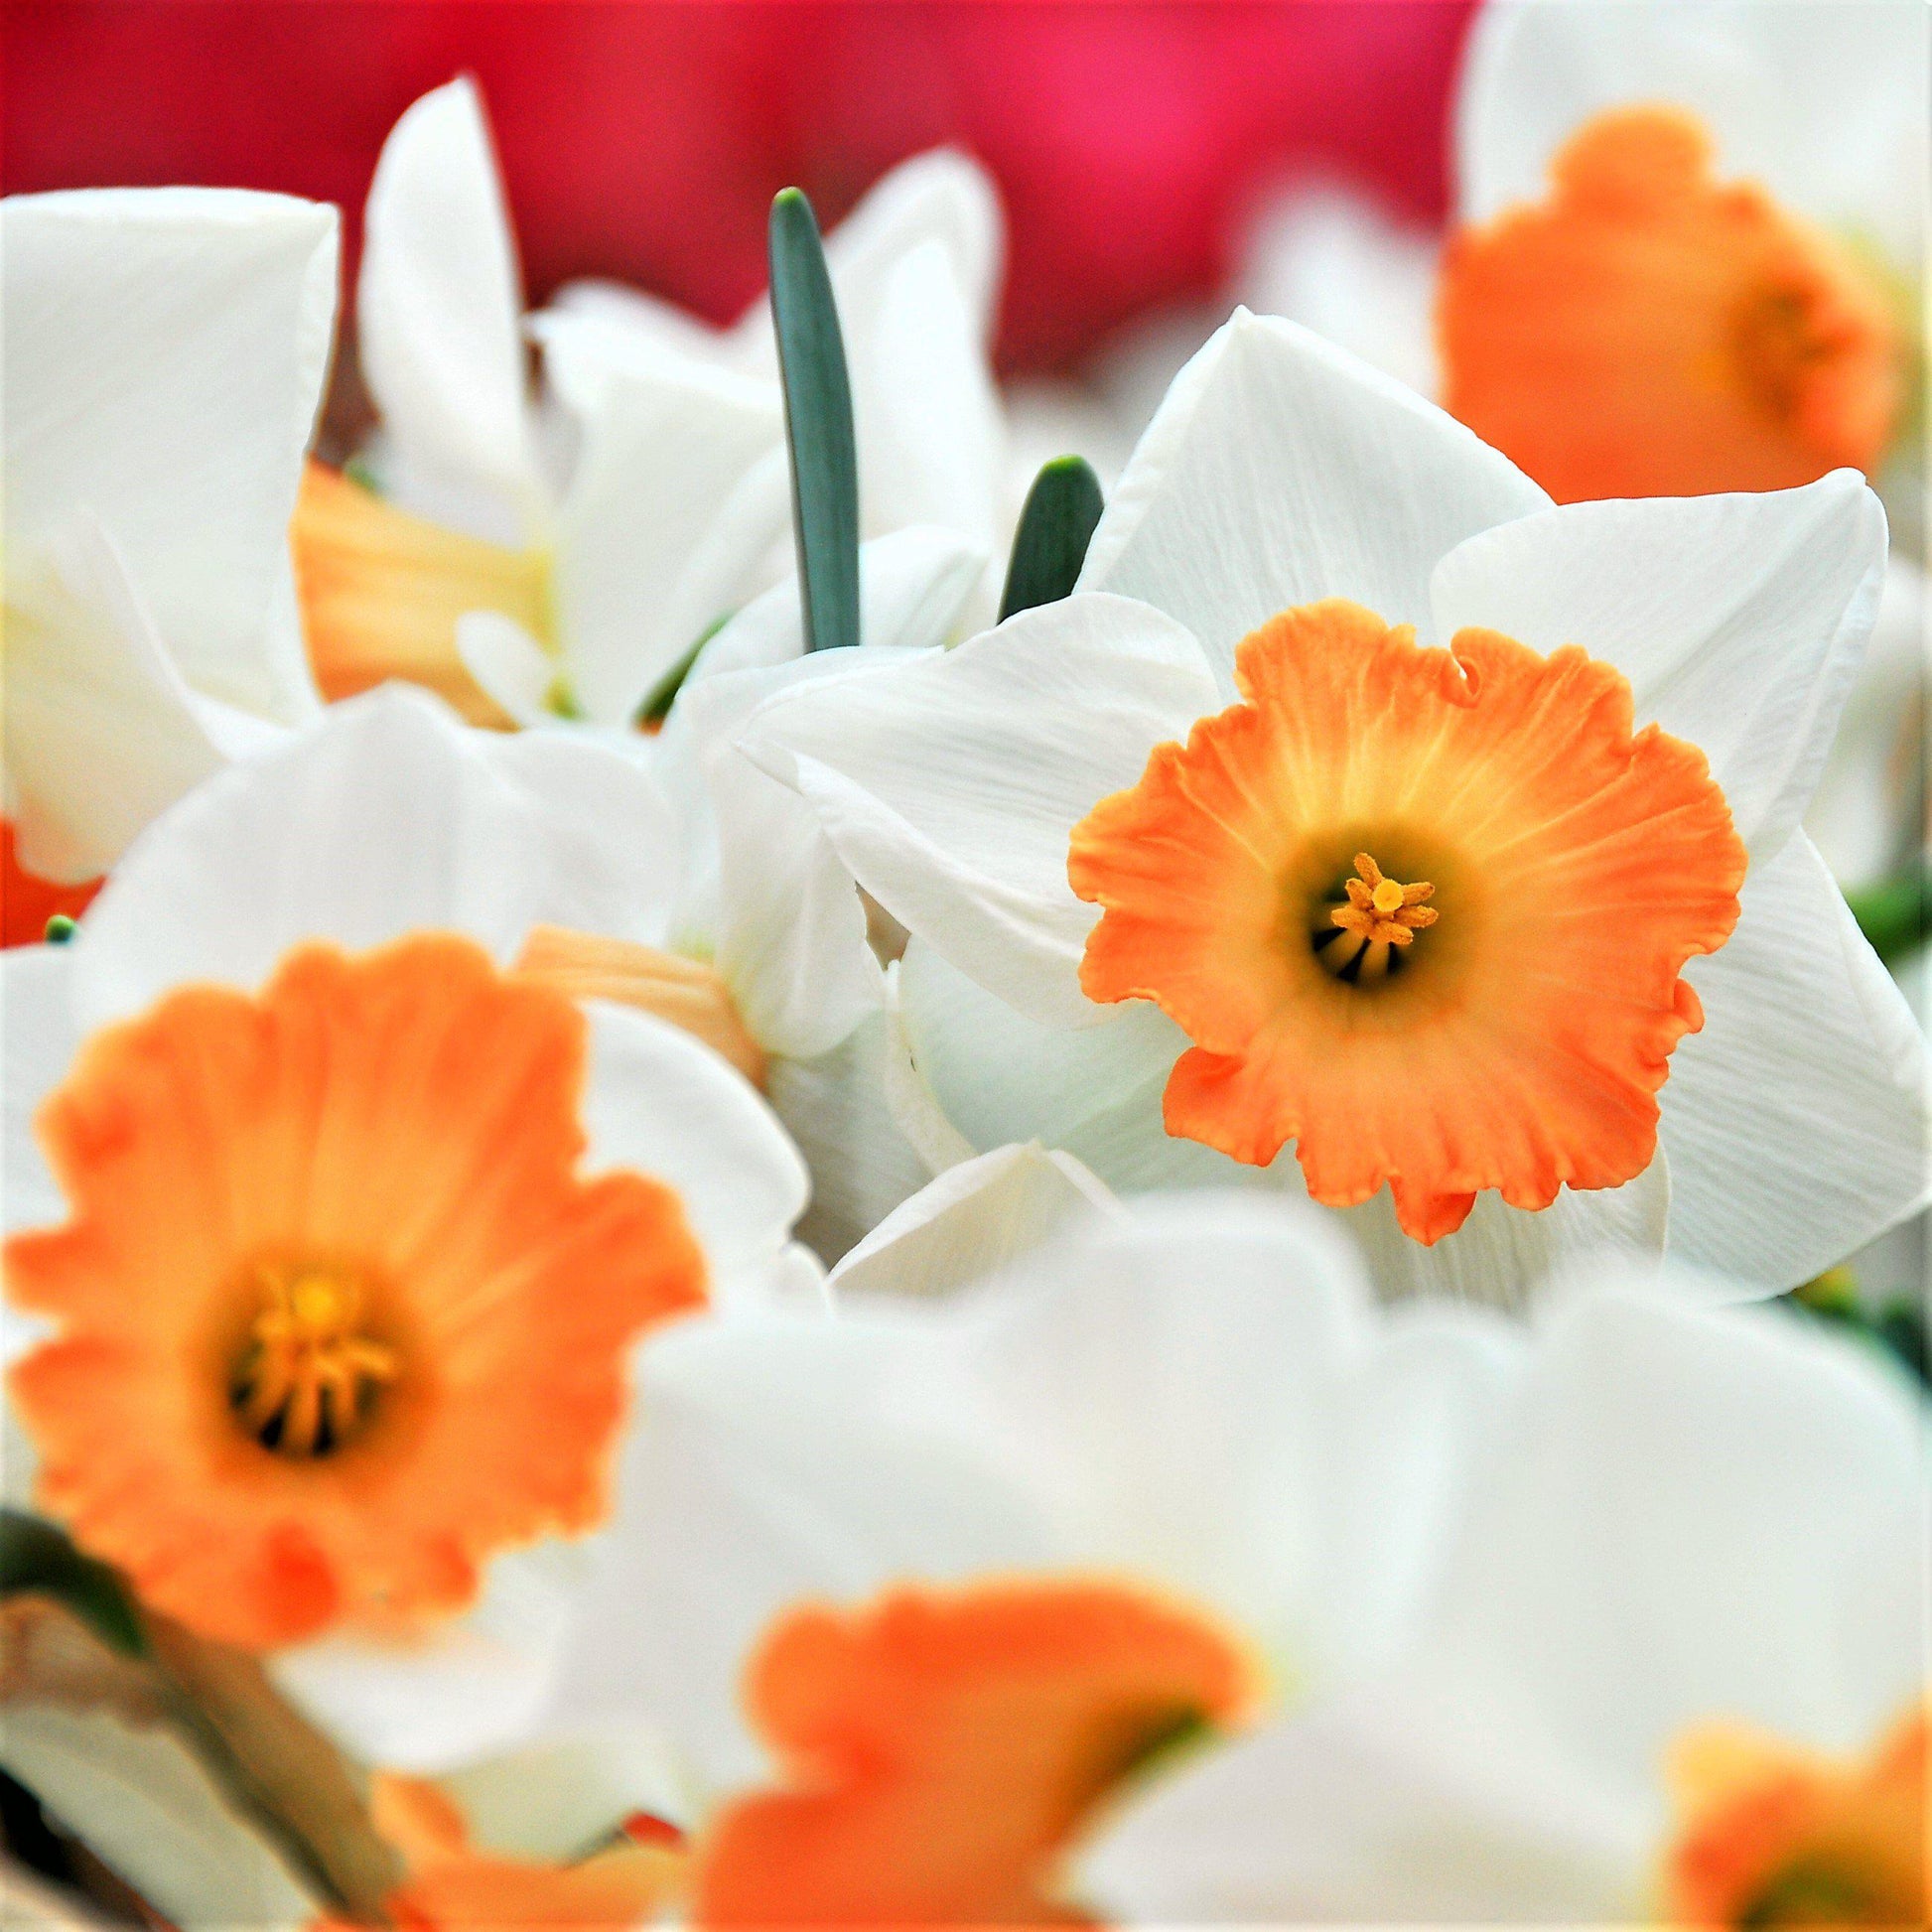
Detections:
234,1262,397,1457
1316,853,1439,986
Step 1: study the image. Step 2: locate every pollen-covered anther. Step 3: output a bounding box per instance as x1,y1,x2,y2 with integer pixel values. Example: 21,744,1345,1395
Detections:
233,1263,398,1457
1316,853,1438,985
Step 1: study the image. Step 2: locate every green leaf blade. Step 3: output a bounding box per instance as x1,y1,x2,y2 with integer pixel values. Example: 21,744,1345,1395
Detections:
999,456,1105,622
0,1508,146,1656
768,187,860,654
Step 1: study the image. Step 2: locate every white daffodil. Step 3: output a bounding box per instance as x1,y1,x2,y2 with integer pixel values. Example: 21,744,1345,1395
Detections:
494,1186,1519,1915
1444,0,1925,519
1083,1275,1925,1926
741,311,1926,1303
1,188,337,885
296,76,1006,735
2,687,817,1783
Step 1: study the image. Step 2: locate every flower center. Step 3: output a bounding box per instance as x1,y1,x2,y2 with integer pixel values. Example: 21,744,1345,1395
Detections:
1312,852,1439,987
231,1260,398,1457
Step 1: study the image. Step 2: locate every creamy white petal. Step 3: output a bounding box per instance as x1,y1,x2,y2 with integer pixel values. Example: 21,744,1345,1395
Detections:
1430,473,1888,860
357,78,538,536
2,518,225,881
551,340,791,724
1237,183,1441,399
826,1141,1119,1302
580,1002,808,1291
69,686,682,1031
271,1541,589,1773
539,1312,1058,1794
456,608,559,728
3,946,78,1237
3,187,336,723
1079,310,1549,685
768,1015,934,1268
1456,0,1929,267
1663,831,1927,1289
742,594,1219,1026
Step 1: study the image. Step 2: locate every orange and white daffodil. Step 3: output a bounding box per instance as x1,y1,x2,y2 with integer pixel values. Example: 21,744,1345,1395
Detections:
498,1187,1521,1921
738,312,1927,1303
1,685,813,1776
1443,0,1925,513
1082,1274,1926,1926
1,187,336,894
295,75,1007,733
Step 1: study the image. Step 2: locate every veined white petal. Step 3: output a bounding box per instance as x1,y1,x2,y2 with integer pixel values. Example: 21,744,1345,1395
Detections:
69,686,683,1031
1079,310,1549,687
3,519,226,881
1456,0,1928,268
827,1141,1119,1302
741,594,1219,1027
1664,831,1928,1289
580,1002,808,1290
1430,472,1888,862
3,946,78,1238
358,78,539,537
3,187,337,723
1237,182,1441,400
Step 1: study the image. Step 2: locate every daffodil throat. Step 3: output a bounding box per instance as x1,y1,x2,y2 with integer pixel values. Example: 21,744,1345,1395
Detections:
232,1260,398,1457
1313,852,1439,986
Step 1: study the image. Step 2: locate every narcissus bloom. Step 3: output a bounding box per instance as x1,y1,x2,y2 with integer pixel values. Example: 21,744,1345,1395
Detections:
1,187,336,889
744,313,1924,1299
3,688,810,1758
1083,1282,1926,1926
1441,0,1924,505
295,76,1007,732
523,1188,1520,1917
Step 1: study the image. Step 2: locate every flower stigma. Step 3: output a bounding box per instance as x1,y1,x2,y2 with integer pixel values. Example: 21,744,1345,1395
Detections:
1315,853,1439,986
232,1261,398,1457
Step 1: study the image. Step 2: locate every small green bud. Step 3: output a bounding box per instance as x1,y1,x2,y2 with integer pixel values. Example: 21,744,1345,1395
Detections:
43,914,76,945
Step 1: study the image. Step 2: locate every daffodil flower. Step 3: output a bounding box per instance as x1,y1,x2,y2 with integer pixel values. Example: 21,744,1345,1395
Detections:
513,1186,1522,1919
740,313,1926,1301
295,76,1008,733
2,686,813,1772
1082,1275,1925,1926
1,188,337,886
1443,0,1925,512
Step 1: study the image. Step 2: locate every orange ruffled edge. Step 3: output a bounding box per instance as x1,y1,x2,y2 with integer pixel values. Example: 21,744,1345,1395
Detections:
1070,599,1745,1243
7,933,707,1649
693,1580,1257,1927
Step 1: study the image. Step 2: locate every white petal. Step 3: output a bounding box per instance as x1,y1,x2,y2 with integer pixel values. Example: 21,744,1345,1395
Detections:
3,187,337,723
581,1002,807,1291
3,946,79,1237
357,78,538,535
550,335,791,724
682,524,988,689
69,686,682,1031
2,518,225,880
1456,0,1929,267
1237,183,1441,399
827,1141,1119,1302
539,1311,1058,1794
1079,310,1549,683
768,1015,934,1268
1663,831,1928,1288
270,1541,587,1772
951,1195,1526,1674
742,594,1219,1026
456,608,559,728
1430,473,1888,860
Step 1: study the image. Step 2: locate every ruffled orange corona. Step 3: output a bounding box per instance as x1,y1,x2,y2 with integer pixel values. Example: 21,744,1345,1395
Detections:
1663,1705,1927,1926
292,462,552,728
1439,107,1905,501
6,934,706,1649
314,1774,685,1932
0,819,100,948
1069,599,1745,1244
693,1581,1255,1925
